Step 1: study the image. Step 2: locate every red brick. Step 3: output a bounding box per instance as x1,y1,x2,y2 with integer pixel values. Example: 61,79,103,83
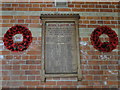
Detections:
85,76,93,80
43,81,56,85
58,8,71,11
2,16,13,19
3,20,9,23
104,21,110,24
25,70,40,75
40,4,46,7
26,60,40,64
72,8,85,12
0,20,2,23
81,37,89,41
88,61,98,64
33,4,39,7
3,76,10,80
32,37,37,40
14,56,21,59
96,5,102,8
79,25,87,28
18,20,24,23
19,76,27,80
5,56,13,59
57,81,74,85
85,2,98,4
14,16,28,19
13,65,20,70
1,51,10,55
107,81,118,85
29,8,42,11
15,8,28,11
89,5,95,8
100,9,112,12
36,66,41,69
2,66,12,70
94,76,101,80
12,4,19,7
93,17,101,20
68,4,74,7
109,5,115,8
31,20,39,23
98,21,104,24
72,2,85,4
37,56,41,59
82,5,88,8
99,2,111,4
26,4,32,7
29,65,36,69
29,16,40,19
90,21,96,24
90,71,103,75
75,5,81,8
24,81,39,85
29,24,41,28
86,9,99,12
28,76,35,80
111,21,118,24
83,21,89,24
29,56,37,59
102,5,108,8
19,4,26,7
25,20,31,23
47,4,53,7
114,9,119,12
21,65,29,70
3,4,11,7
43,8,56,11
10,19,16,23
36,76,41,80
88,25,99,28
22,56,29,59
93,66,100,69
111,2,119,4
2,8,14,11
81,81,89,85
80,16,86,19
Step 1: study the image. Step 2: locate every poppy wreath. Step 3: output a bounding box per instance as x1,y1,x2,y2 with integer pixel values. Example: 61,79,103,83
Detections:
90,26,118,52
3,25,32,52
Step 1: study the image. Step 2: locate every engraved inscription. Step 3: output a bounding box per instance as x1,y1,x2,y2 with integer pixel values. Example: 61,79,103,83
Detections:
45,22,77,74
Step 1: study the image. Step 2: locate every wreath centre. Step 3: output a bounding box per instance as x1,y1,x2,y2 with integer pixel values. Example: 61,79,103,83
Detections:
13,34,23,43
90,26,118,52
99,34,109,42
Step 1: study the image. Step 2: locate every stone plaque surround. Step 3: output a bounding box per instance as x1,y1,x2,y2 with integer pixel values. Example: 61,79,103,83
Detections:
40,14,82,82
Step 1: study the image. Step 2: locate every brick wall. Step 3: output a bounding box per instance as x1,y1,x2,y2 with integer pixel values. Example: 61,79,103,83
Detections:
1,1,119,88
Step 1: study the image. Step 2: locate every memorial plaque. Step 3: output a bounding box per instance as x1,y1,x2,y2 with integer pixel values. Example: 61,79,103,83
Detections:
45,22,77,74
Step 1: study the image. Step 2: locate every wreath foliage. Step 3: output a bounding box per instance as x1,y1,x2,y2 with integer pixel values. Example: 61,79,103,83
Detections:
3,25,32,52
90,26,118,52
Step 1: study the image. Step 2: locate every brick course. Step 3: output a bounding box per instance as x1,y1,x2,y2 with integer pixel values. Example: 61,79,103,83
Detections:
1,1,119,89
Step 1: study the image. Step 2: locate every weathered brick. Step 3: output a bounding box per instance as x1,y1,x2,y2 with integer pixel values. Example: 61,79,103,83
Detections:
32,4,39,7
2,8,14,11
24,81,39,85
2,16,13,19
15,8,28,11
29,8,42,11
43,8,56,11
72,8,85,12
58,8,71,11
14,16,28,19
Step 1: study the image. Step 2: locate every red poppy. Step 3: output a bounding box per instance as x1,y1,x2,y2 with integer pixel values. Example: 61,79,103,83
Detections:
90,26,118,52
3,25,32,52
